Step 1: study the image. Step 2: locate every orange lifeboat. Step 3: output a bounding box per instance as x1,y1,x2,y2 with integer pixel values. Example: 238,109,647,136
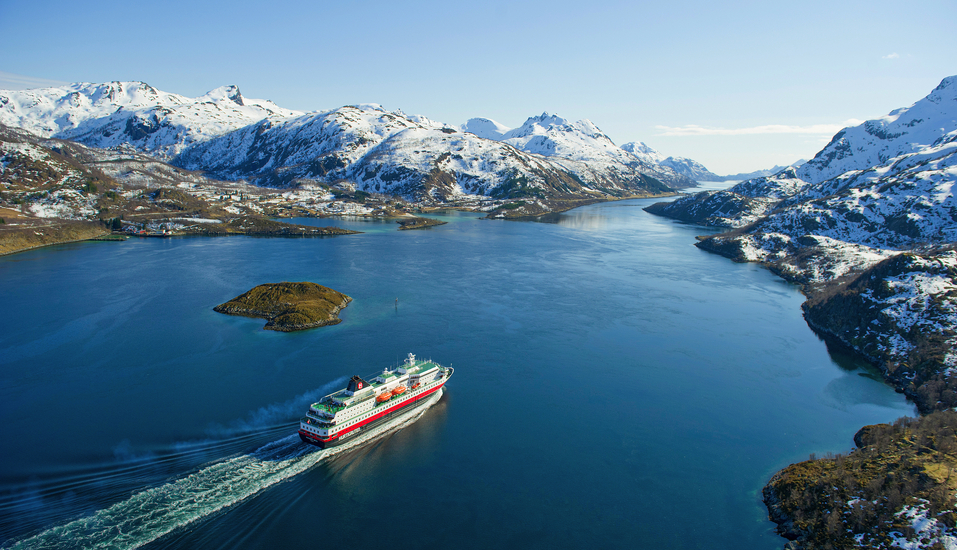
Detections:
411,383,420,390
376,391,392,403
393,385,407,396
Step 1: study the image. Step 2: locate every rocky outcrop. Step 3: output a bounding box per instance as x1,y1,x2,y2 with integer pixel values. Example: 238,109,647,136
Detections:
214,282,352,332
762,411,957,550
396,217,447,230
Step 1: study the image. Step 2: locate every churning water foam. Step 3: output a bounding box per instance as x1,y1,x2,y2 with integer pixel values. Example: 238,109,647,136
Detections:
8,389,444,550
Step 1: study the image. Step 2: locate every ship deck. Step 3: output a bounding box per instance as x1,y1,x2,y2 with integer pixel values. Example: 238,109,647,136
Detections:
309,361,443,413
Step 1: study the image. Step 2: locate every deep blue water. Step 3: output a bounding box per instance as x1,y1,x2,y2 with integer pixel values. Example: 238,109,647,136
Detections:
0,199,914,549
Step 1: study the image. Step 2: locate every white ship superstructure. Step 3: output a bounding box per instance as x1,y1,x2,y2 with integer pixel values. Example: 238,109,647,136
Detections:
299,353,452,448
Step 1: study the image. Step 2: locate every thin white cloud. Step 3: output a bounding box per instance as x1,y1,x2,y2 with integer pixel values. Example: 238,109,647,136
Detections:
0,71,67,91
654,120,865,137
882,53,900,59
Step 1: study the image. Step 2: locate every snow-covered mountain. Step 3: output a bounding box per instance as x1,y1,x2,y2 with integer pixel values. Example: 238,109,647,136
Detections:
460,113,696,188
620,142,720,181
649,76,957,254
174,105,676,201
621,141,808,182
0,81,302,159
620,142,666,164
797,76,957,184
0,82,689,202
461,117,510,140
717,162,806,182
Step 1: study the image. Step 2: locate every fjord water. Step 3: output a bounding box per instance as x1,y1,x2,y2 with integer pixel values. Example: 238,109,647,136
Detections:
0,199,913,549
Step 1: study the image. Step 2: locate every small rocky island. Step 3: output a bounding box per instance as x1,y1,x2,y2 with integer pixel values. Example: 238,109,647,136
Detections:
214,282,352,331
396,216,447,230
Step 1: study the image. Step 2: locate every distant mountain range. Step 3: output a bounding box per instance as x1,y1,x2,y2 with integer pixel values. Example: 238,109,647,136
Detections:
0,81,808,207
2,83,740,205
618,141,804,182
173,107,689,201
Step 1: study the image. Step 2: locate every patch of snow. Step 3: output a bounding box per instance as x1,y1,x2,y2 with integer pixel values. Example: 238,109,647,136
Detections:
884,500,957,550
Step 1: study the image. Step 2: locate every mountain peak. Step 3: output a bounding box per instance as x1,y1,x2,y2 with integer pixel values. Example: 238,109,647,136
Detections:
202,85,244,106
526,112,569,127
798,74,957,184
461,117,511,140
933,75,957,93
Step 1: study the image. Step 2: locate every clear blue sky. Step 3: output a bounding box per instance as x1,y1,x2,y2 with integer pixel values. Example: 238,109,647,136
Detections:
1,0,955,174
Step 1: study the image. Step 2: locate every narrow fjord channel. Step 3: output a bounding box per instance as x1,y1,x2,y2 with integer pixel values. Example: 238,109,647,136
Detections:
0,199,913,549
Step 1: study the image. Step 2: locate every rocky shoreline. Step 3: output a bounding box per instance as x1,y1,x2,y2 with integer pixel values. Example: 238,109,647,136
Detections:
0,220,110,256
761,411,957,549
396,216,447,230
646,200,957,548
642,75,957,548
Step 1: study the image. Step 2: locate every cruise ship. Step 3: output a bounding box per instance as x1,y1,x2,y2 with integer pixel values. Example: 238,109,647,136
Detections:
298,353,452,448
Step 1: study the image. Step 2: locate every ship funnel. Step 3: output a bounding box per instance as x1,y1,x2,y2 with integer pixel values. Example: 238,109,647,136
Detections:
347,375,369,393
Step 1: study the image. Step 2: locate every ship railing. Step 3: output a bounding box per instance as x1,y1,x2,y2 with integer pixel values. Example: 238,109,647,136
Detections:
302,415,335,428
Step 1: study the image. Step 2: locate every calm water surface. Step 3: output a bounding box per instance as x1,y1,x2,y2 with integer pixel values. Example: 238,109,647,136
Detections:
0,199,914,549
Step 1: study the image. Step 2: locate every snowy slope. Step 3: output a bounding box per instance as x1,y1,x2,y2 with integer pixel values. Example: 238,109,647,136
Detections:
659,156,720,181
0,126,100,219
345,126,596,200
757,135,957,249
797,76,957,184
499,113,621,161
0,81,302,159
620,142,666,164
692,131,957,285
801,249,957,414
650,76,957,259
461,117,510,140
620,142,720,181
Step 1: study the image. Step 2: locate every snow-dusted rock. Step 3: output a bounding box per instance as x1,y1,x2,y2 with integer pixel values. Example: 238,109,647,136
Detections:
803,250,957,412
0,81,690,203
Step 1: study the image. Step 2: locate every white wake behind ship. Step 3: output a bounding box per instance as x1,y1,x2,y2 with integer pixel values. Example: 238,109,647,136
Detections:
299,353,453,448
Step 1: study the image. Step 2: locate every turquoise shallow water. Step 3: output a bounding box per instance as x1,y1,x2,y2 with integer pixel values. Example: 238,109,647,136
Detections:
0,200,914,549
